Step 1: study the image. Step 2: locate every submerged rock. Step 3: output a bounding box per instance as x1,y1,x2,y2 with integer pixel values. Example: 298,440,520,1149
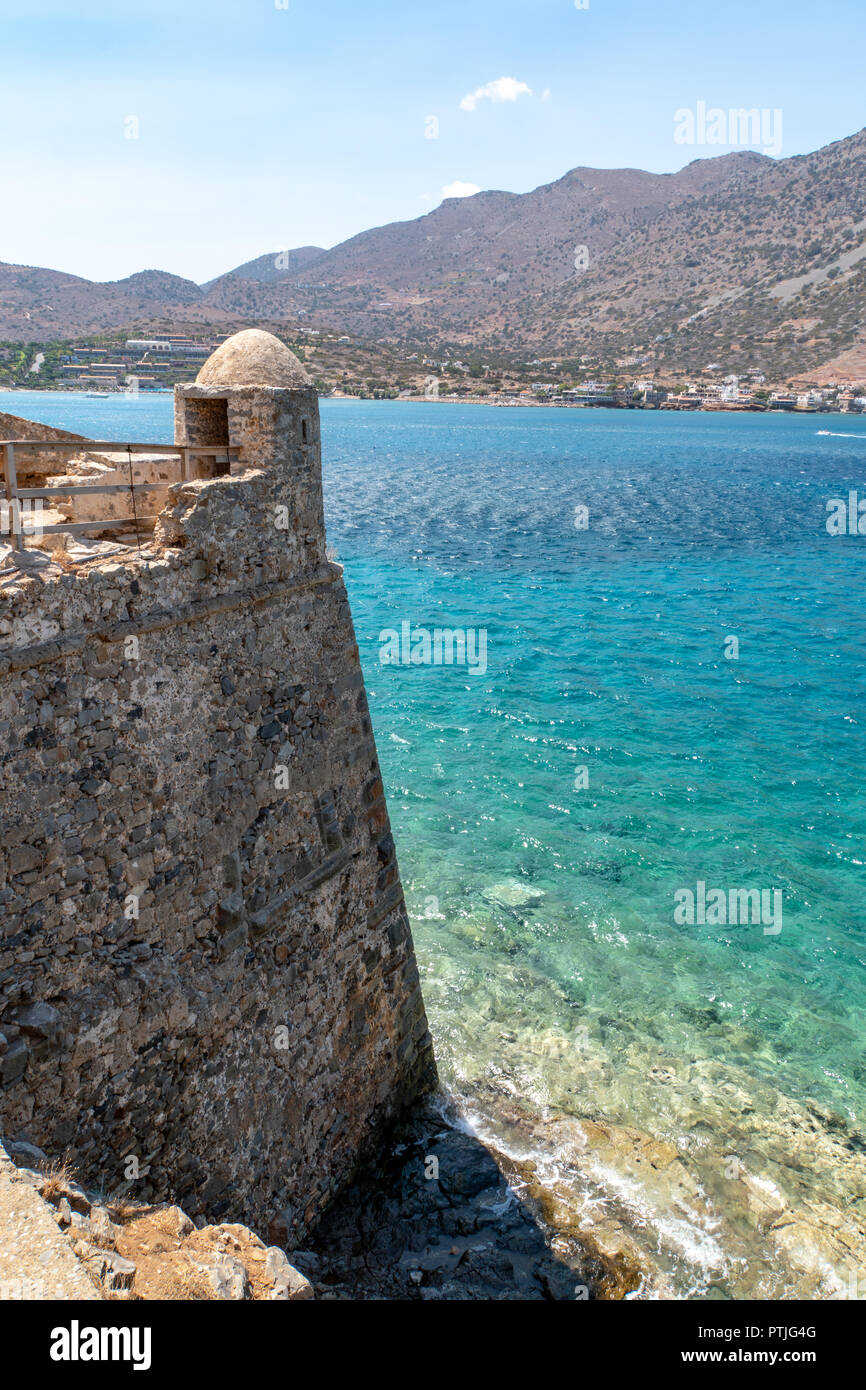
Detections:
483,879,546,911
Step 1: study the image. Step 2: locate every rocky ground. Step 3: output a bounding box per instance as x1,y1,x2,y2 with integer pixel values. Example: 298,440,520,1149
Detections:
0,1137,313,1301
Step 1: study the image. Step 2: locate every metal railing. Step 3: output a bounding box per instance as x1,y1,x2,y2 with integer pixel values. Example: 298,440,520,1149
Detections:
0,440,239,548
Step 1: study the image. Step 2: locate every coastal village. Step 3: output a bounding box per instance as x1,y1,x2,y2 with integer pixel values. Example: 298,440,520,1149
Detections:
1,330,864,413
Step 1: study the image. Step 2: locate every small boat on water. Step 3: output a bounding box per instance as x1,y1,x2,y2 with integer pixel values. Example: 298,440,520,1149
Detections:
85,391,111,398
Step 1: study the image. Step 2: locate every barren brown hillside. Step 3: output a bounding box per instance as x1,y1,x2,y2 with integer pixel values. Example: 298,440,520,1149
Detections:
2,129,865,380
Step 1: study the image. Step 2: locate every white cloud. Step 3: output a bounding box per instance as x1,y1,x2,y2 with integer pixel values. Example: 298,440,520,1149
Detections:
541,89,552,102
460,77,533,113
441,181,481,200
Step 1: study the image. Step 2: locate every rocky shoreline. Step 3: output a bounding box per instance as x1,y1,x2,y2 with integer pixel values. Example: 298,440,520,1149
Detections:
414,893,866,1301
0,1102,639,1302
6,1064,862,1302
301,1096,638,1300
443,1080,866,1301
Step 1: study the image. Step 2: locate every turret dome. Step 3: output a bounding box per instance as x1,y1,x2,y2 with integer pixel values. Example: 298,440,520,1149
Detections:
196,329,311,389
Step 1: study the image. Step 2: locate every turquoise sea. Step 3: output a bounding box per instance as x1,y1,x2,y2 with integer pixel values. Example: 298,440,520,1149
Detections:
5,390,866,1297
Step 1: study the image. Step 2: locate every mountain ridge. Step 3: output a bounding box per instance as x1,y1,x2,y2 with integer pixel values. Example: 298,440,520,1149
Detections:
2,131,865,381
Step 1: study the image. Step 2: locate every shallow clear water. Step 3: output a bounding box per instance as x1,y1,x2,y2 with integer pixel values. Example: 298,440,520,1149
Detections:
7,390,866,1295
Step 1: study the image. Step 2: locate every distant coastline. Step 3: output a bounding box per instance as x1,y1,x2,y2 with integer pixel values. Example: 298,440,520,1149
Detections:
374,395,864,415
2,384,864,418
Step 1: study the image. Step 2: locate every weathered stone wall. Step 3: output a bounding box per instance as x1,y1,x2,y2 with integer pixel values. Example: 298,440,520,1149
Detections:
175,383,321,482
0,439,435,1241
0,410,104,482
49,454,183,526
0,411,88,446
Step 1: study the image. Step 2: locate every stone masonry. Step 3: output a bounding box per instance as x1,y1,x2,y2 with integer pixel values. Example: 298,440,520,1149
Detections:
0,330,436,1244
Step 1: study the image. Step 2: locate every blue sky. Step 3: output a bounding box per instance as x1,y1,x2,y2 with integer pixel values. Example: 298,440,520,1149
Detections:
2,0,863,283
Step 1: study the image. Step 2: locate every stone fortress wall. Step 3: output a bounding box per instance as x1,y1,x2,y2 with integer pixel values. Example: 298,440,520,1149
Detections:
0,331,436,1243
0,411,94,482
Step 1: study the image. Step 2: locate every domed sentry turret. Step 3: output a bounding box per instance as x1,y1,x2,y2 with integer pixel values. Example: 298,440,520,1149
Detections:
195,328,312,391
173,328,322,537
174,328,319,478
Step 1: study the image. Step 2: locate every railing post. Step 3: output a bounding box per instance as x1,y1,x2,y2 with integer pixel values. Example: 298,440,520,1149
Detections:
4,443,22,549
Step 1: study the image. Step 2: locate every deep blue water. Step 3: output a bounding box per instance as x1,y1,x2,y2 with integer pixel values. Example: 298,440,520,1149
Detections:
6,390,866,1293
